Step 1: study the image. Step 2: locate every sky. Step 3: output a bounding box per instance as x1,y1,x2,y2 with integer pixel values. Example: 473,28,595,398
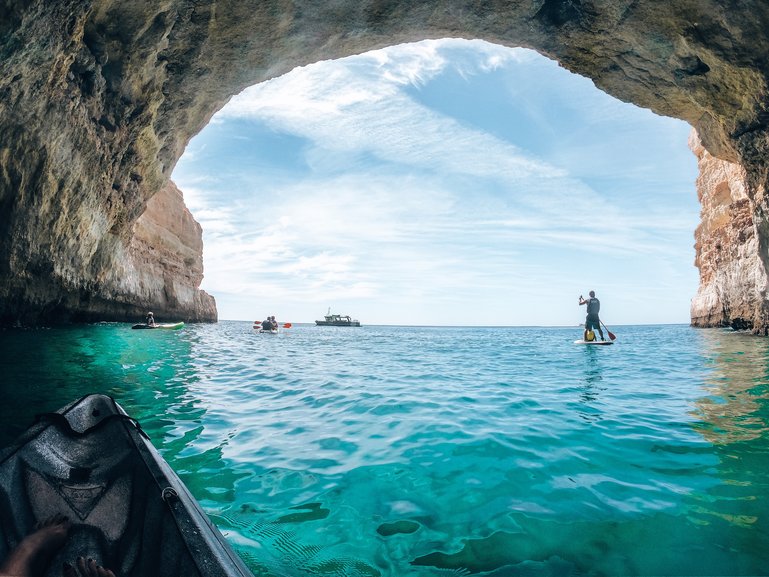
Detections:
172,39,700,327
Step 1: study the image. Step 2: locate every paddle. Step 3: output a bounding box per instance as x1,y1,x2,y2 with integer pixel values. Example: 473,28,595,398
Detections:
601,320,616,341
282,323,292,328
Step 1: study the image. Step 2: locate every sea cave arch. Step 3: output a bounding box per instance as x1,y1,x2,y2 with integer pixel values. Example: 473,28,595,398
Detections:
1,1,768,330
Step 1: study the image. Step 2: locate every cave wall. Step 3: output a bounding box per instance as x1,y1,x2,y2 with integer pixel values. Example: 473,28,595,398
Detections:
2,0,769,328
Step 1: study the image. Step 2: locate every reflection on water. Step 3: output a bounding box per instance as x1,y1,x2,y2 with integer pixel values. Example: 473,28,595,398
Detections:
686,329,769,564
693,329,769,444
578,347,605,414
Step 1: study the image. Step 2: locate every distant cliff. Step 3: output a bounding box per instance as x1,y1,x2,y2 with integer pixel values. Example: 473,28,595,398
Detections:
2,1,769,330
120,179,216,324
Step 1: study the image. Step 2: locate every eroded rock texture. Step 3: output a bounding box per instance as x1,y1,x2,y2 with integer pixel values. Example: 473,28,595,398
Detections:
689,131,767,331
2,1,769,328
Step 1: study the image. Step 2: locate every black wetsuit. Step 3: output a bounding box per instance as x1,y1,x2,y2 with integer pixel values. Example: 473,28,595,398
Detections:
585,298,600,330
261,320,272,330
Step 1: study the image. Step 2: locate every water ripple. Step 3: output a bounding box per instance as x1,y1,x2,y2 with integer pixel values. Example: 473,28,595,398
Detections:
3,323,769,575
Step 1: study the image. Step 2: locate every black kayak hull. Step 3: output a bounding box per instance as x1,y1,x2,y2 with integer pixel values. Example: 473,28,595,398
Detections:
0,394,252,577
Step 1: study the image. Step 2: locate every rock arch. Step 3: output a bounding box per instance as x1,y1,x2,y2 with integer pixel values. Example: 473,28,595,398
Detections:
1,1,768,330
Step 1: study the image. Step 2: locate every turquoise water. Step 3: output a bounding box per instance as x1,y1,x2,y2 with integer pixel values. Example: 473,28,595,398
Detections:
1,322,768,576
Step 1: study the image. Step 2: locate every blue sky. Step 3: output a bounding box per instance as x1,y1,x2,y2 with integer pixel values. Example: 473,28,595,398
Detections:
172,39,700,327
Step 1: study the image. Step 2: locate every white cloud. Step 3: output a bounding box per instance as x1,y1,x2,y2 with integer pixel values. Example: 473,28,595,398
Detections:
174,39,699,325
221,42,564,186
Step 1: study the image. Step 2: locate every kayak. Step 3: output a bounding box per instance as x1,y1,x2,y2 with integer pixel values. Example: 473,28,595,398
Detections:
252,322,278,333
574,339,614,345
131,321,185,330
0,394,252,576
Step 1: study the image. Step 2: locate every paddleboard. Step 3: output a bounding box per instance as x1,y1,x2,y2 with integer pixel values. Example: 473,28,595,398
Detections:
574,339,613,345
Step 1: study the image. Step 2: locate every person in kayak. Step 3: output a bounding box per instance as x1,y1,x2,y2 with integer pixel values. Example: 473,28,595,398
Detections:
146,311,156,327
261,316,273,331
579,291,605,341
0,513,116,577
0,514,70,577
63,556,116,577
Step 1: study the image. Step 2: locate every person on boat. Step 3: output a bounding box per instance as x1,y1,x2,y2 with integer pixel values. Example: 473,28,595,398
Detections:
146,311,156,327
261,316,273,331
0,514,70,577
0,513,116,577
270,316,278,330
63,556,116,577
579,291,605,341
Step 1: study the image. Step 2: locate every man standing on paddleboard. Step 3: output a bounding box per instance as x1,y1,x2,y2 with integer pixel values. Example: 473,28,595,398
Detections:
579,291,605,341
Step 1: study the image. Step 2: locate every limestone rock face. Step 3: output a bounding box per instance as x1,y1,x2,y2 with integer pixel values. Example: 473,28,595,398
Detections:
689,131,768,332
2,1,769,328
121,180,216,323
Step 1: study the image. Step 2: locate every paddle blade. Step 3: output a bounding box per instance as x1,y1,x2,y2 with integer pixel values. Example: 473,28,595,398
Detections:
282,322,292,328
607,330,616,340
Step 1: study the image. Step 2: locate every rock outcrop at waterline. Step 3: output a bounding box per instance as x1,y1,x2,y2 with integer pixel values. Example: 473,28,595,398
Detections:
2,1,769,329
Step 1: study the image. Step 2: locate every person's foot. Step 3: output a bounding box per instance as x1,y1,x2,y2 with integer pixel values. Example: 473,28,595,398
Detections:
62,557,116,577
0,514,70,577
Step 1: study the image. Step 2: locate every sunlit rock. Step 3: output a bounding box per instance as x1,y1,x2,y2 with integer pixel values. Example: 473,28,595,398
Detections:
690,131,768,332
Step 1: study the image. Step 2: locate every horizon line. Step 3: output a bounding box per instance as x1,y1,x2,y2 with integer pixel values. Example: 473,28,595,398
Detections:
225,319,695,328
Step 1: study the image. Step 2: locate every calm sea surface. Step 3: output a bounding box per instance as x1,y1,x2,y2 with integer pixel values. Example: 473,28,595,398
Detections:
1,322,768,576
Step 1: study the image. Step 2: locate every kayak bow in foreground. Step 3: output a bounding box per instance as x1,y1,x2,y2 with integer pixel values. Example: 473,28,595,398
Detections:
0,394,252,577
